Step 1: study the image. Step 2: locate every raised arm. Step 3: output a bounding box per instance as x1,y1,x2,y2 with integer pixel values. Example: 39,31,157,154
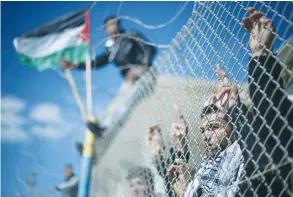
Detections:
146,125,175,197
55,176,79,191
171,104,189,160
60,49,110,70
242,7,293,160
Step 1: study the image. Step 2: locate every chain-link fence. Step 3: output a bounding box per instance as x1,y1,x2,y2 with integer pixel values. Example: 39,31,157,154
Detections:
91,1,293,197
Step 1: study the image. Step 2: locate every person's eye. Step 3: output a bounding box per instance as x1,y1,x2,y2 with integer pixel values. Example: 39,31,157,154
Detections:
211,125,220,130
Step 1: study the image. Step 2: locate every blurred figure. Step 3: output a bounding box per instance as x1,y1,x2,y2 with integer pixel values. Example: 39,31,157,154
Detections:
49,164,79,197
61,15,157,134
126,166,160,197
242,7,293,196
146,105,189,197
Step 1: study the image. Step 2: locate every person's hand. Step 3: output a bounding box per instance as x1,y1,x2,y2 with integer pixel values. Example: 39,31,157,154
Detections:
212,65,240,110
136,66,145,75
60,59,73,69
242,7,275,57
167,159,189,196
126,66,145,82
146,125,163,156
171,104,188,140
126,70,139,82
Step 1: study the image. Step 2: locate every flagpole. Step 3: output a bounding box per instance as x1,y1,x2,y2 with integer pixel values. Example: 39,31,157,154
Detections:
78,10,95,197
78,52,96,197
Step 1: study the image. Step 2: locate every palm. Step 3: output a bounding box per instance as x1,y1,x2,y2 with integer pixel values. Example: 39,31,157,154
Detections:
242,7,275,57
147,125,163,155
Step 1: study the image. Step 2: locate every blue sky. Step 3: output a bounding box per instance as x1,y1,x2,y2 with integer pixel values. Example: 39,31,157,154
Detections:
1,1,292,197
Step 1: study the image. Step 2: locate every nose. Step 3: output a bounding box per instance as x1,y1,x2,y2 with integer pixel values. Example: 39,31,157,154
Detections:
203,130,212,143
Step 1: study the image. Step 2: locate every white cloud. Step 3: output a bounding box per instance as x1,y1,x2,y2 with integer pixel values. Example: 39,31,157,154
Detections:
1,126,28,143
30,121,73,140
29,103,74,140
1,96,26,112
30,103,62,123
1,96,28,143
1,111,26,126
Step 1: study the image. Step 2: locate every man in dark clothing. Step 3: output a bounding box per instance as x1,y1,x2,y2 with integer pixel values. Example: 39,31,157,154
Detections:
241,7,293,197
62,15,157,81
61,15,157,135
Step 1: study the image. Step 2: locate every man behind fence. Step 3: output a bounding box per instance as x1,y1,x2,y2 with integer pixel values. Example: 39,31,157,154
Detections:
242,7,293,196
172,79,244,197
61,15,157,135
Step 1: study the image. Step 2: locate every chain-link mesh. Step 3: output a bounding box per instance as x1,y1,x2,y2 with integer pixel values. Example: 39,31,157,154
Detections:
91,1,293,197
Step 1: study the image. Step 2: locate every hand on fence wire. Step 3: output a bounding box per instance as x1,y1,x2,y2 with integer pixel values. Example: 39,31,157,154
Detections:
146,125,164,156
60,59,75,69
167,158,189,197
126,66,145,82
171,104,189,155
212,65,240,111
242,7,276,57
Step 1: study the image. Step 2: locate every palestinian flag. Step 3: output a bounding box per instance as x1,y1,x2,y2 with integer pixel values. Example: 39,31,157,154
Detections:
13,9,90,71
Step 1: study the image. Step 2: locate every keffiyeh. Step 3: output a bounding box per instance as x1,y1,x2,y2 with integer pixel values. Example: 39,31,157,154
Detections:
184,142,244,197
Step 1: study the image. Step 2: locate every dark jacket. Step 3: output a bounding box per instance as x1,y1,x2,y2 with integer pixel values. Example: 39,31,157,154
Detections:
78,30,157,78
234,54,293,197
248,55,293,161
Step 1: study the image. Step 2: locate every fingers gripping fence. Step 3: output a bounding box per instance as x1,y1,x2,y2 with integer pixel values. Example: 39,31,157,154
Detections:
91,1,293,197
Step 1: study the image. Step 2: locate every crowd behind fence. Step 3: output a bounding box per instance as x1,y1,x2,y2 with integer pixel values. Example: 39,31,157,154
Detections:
92,1,293,197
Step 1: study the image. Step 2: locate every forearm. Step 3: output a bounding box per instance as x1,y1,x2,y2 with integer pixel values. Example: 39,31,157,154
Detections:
76,52,109,70
152,150,177,197
176,136,189,161
153,150,168,178
248,55,285,104
248,55,293,126
56,177,79,191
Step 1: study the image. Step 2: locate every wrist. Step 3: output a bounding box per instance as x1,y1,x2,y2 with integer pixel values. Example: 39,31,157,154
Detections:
70,63,77,68
252,49,271,58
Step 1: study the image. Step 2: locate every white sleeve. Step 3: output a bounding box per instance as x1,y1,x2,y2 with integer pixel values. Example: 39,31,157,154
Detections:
227,161,244,197
56,176,79,191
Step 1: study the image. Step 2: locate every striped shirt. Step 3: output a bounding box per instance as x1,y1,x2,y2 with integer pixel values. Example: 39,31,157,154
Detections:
56,175,79,197
184,142,244,197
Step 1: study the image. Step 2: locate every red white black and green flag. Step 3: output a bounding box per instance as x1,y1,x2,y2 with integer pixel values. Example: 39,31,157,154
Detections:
13,9,90,71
